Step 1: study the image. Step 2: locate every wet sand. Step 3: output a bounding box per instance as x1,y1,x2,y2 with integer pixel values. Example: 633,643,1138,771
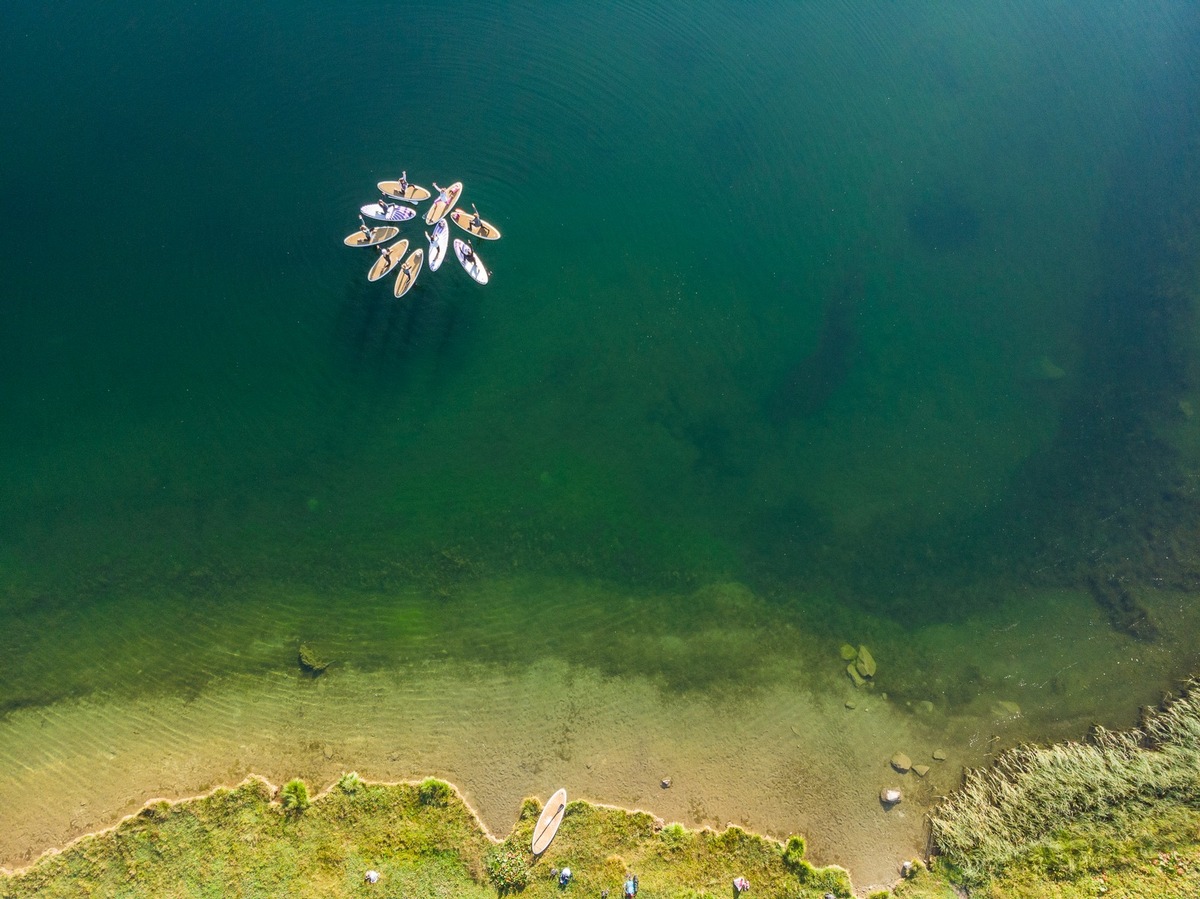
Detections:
2,582,1197,893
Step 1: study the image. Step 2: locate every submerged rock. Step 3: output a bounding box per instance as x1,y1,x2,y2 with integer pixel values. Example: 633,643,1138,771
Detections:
913,764,930,777
890,752,912,773
839,643,858,661
932,749,947,761
855,645,877,678
880,787,902,806
992,700,1022,718
847,662,866,688
298,643,330,674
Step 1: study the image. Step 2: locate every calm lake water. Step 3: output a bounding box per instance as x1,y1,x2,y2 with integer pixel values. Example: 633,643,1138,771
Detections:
2,0,1200,868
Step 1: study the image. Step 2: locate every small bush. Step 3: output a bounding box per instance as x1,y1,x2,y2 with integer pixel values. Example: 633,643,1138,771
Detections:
805,865,852,896
782,834,807,870
485,843,530,893
280,779,310,813
659,822,691,852
418,778,454,807
336,771,363,795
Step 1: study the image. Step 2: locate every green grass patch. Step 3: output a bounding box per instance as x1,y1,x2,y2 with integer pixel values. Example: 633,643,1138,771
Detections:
0,779,848,899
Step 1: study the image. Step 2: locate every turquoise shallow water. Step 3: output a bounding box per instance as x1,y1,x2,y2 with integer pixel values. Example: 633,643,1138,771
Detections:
1,0,1199,740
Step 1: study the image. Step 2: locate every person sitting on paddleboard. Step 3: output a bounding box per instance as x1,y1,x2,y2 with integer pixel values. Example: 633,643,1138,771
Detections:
398,171,408,192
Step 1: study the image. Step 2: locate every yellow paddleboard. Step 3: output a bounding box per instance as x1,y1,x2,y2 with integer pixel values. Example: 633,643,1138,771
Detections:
343,225,399,247
367,239,408,282
379,180,432,203
393,248,425,298
425,181,463,225
531,788,567,855
449,207,501,240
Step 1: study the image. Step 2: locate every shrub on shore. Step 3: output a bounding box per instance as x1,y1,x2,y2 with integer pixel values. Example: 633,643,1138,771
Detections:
280,778,311,813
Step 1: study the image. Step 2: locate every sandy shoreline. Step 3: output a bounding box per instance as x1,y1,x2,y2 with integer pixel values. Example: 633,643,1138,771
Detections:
0,658,947,890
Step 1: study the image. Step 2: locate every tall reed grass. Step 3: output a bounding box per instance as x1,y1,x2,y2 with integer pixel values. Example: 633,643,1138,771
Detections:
930,679,1200,883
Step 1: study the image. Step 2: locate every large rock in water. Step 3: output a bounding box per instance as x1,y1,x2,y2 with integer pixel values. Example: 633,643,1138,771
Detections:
846,662,866,687
890,752,912,773
298,643,330,674
855,645,877,678
880,787,902,806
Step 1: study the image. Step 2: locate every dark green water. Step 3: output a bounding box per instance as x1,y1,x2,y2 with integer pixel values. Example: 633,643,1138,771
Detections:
2,1,1199,708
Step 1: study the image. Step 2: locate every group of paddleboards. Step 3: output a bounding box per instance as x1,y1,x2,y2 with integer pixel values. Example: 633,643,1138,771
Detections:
343,172,501,297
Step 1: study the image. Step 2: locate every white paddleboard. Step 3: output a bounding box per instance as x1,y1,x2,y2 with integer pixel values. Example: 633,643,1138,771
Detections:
393,247,425,298
343,225,399,247
367,238,408,282
531,788,567,855
362,202,417,222
425,181,463,225
453,238,489,285
426,219,449,272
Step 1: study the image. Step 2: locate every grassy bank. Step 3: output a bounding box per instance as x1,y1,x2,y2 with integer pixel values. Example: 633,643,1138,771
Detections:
0,776,852,899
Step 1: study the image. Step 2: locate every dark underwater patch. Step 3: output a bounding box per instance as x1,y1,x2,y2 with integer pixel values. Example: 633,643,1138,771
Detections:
906,187,981,251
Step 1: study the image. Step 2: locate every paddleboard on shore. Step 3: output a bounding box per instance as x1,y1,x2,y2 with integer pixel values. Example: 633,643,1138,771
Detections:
449,207,502,240
453,238,489,285
367,238,408,282
379,179,432,203
361,202,417,222
426,219,449,272
343,225,399,247
393,247,424,298
531,788,567,855
425,181,463,225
